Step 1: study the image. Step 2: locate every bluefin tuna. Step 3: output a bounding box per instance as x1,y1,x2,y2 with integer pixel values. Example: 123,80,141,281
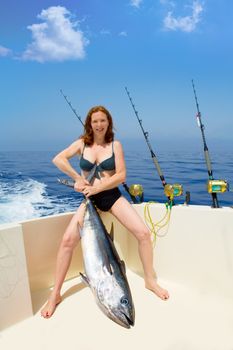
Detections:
58,166,135,328
79,198,135,328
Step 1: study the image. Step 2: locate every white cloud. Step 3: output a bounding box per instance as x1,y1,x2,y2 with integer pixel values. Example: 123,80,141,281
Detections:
160,0,175,5
22,6,89,62
0,45,11,57
130,0,143,8
163,1,204,32
119,31,127,37
100,29,111,35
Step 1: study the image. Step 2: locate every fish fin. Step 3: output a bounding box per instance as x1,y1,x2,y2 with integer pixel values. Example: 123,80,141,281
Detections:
96,235,114,275
79,272,90,287
109,223,114,241
120,260,126,274
105,227,125,274
103,259,114,275
58,178,75,188
101,250,114,275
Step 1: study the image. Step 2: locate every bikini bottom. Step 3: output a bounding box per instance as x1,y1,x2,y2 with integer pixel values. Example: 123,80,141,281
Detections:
90,187,122,212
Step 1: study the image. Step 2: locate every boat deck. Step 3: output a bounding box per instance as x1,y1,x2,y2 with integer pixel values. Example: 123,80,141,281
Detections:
1,203,233,349
1,270,233,350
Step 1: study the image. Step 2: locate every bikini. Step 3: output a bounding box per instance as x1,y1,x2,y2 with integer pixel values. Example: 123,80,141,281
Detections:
79,142,122,211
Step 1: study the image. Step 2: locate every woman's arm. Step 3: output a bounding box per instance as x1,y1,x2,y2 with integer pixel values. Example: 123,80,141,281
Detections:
53,139,82,180
53,139,89,191
83,141,126,196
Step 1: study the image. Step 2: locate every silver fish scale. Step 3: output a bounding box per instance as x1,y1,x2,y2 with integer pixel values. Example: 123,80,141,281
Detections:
80,198,135,328
81,200,123,283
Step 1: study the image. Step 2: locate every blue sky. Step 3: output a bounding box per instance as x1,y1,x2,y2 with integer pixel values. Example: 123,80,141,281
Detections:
0,0,232,151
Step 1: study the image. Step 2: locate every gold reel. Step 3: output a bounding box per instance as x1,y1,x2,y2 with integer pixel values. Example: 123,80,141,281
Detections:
207,180,228,193
129,184,144,203
164,183,183,199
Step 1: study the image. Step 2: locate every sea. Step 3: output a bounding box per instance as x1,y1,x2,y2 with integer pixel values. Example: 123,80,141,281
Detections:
0,147,233,224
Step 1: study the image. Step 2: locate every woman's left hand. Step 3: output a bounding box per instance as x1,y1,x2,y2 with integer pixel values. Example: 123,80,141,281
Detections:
82,185,100,197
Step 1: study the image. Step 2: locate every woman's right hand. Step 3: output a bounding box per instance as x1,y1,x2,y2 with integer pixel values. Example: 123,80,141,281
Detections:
74,178,90,193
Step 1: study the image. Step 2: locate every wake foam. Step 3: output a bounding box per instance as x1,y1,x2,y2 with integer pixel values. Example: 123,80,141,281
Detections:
0,178,80,224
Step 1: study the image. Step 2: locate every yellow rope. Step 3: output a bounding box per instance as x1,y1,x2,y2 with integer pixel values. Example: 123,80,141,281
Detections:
144,201,172,244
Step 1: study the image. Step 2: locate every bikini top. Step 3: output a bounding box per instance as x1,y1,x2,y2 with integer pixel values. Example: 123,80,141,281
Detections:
80,142,115,179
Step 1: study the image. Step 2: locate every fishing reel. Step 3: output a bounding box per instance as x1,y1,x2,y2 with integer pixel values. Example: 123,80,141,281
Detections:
129,184,144,203
164,183,183,199
207,180,229,193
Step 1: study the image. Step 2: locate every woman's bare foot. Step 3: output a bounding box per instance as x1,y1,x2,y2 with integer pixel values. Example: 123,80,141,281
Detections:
40,293,62,318
145,278,169,300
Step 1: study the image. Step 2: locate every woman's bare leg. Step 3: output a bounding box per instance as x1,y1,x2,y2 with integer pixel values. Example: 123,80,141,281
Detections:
41,202,86,318
110,197,169,300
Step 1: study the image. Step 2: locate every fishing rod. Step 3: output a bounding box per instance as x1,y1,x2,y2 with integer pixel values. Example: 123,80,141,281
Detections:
60,89,138,204
60,89,84,126
125,87,183,205
191,80,228,208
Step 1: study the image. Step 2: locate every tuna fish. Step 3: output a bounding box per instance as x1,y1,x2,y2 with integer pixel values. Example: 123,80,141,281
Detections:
80,198,135,328
58,166,135,328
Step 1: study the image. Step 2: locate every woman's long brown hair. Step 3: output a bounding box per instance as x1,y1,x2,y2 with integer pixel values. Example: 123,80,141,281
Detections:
81,106,114,146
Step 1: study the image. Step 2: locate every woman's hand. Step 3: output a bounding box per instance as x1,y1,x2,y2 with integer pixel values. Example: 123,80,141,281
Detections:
74,178,90,193
82,184,100,198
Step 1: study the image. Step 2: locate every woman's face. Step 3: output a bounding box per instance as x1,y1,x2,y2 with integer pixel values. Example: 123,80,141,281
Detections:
91,111,109,137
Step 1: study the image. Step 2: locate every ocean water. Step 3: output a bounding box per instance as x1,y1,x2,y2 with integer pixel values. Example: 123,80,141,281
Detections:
0,148,232,224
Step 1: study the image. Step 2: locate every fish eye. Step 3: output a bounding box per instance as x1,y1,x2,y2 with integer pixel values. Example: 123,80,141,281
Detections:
120,297,129,306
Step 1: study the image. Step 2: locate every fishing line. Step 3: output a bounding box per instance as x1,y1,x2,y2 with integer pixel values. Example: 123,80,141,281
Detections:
191,80,228,208
60,89,137,203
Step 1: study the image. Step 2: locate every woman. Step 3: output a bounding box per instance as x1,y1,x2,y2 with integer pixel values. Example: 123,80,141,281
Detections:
41,106,169,318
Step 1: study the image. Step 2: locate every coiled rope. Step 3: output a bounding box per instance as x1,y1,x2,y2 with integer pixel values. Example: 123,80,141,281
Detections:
144,201,172,244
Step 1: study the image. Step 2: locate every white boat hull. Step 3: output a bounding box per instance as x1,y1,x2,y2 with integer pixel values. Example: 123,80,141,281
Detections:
0,202,233,349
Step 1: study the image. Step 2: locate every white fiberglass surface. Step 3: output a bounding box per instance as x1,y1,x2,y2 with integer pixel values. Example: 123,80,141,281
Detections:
1,270,233,350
